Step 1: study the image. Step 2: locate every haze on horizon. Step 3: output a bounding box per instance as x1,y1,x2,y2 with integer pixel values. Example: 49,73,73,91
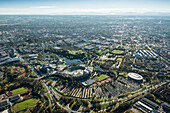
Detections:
0,0,170,15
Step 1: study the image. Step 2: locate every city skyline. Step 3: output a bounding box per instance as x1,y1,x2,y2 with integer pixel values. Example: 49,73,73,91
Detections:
0,0,170,15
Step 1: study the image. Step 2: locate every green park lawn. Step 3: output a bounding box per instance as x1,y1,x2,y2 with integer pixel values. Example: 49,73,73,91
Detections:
47,93,52,102
96,60,105,64
113,70,118,75
117,57,123,61
68,50,83,54
119,72,126,75
112,50,124,54
104,49,110,53
13,98,38,111
97,49,109,54
11,87,28,95
96,74,109,80
97,49,102,53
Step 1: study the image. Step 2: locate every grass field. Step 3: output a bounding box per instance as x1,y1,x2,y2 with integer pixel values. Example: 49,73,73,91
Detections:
97,50,102,53
96,60,105,64
113,70,117,75
47,93,52,103
11,87,28,95
119,72,127,77
13,98,38,111
19,109,31,113
96,74,109,80
119,72,126,75
112,50,124,54
68,50,83,54
104,49,110,53
117,58,122,61
97,49,109,54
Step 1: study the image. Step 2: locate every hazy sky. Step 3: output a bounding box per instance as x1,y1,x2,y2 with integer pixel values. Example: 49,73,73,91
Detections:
0,0,170,15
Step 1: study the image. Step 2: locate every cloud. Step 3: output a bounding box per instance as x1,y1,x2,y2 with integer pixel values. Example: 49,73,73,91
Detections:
30,6,55,9
0,8,170,15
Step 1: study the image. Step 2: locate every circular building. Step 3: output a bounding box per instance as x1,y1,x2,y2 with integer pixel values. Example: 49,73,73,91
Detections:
127,73,143,81
62,66,93,79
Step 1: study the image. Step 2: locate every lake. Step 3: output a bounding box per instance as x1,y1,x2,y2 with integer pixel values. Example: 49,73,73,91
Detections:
62,57,84,65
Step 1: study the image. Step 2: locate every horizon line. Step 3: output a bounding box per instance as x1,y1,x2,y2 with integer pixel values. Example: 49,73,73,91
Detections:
0,14,170,16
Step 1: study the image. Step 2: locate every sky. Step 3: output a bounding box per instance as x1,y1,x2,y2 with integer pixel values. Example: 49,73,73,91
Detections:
0,0,170,15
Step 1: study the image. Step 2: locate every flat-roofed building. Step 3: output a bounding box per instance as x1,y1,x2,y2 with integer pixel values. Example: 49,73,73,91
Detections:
0,109,9,113
82,79,95,86
161,103,170,113
9,94,20,102
0,94,8,101
0,100,10,109
140,98,159,110
135,101,153,112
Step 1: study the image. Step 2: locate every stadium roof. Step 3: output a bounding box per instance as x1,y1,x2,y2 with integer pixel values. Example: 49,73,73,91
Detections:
128,73,143,80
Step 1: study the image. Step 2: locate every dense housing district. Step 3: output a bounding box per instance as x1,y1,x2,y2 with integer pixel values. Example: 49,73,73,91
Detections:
0,15,169,113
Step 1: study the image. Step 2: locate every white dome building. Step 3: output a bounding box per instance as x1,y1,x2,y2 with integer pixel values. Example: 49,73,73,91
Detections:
128,73,143,81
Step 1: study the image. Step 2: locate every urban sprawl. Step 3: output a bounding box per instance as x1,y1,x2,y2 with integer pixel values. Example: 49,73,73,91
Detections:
0,15,169,113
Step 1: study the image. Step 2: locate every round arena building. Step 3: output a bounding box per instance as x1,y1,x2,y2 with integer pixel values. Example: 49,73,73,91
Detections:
127,73,143,81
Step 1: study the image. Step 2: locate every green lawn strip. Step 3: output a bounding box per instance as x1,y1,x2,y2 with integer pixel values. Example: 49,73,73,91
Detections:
104,49,109,53
47,93,52,104
13,98,38,111
10,68,14,73
117,58,122,61
156,98,161,103
97,49,109,54
51,86,63,95
113,70,117,76
96,74,109,80
112,50,124,54
119,72,125,75
96,60,105,64
9,83,15,86
58,62,67,66
42,61,49,64
101,103,110,110
97,50,102,53
31,72,37,78
68,50,83,54
11,87,28,95
19,109,31,113
61,64,67,66
42,84,48,92
119,72,127,77
47,93,51,100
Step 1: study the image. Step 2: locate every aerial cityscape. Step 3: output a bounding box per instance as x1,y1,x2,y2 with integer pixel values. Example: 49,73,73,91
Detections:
0,0,170,113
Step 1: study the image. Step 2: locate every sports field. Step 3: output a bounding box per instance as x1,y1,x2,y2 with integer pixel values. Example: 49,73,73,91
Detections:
11,87,28,95
96,74,109,81
13,98,38,111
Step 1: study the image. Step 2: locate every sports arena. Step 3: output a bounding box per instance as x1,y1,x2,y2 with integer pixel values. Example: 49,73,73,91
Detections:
127,73,143,81
62,66,93,79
